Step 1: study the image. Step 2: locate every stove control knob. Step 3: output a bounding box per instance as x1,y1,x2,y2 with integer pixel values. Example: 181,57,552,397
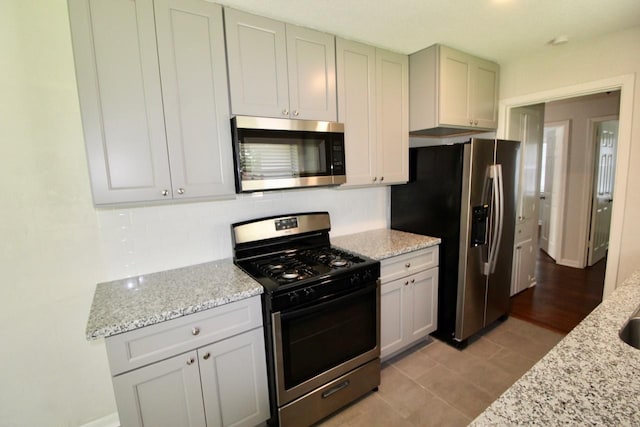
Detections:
302,288,315,298
350,273,361,285
289,292,300,304
363,269,373,281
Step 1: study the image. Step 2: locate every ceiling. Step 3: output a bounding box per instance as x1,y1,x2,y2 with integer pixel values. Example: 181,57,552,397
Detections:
216,0,640,63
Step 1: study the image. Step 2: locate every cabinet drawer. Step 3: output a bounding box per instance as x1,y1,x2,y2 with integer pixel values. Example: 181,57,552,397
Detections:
106,296,262,375
380,246,438,282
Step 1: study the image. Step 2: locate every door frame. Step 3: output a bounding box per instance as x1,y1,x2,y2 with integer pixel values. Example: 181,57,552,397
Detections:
585,115,619,266
497,74,635,298
542,120,570,263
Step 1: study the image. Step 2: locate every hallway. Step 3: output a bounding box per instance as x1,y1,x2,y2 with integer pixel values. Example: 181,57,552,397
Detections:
510,250,607,333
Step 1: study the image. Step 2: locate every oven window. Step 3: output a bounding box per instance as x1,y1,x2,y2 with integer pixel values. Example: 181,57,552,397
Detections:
240,137,327,179
279,287,376,389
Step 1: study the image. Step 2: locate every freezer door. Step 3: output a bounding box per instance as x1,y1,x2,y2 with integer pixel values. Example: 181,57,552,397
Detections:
485,140,519,325
456,139,495,341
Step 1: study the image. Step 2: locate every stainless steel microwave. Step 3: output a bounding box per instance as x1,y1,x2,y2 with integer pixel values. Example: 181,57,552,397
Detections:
231,116,346,193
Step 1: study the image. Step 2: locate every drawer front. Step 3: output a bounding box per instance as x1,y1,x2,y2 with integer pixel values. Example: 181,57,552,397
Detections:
380,246,438,282
106,296,262,376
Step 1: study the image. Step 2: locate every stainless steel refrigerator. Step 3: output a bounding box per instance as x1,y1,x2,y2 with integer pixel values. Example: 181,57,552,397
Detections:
391,139,519,348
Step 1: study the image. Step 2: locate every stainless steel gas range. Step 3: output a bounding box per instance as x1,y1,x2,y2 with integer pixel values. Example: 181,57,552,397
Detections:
232,212,381,427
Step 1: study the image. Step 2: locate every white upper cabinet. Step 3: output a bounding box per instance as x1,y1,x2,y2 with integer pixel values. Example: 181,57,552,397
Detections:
224,8,337,121
69,0,235,205
409,44,499,136
336,38,408,187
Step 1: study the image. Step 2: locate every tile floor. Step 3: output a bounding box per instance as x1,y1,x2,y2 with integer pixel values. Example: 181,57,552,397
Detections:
318,317,565,427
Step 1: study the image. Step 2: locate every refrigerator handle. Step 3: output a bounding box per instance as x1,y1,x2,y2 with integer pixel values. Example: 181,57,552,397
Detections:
492,165,505,274
483,165,504,275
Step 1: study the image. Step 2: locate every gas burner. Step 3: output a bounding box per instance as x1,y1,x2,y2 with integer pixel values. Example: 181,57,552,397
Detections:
281,270,300,280
329,258,348,268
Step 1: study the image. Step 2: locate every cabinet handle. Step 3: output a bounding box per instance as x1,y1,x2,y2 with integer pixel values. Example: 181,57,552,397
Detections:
404,281,409,286
186,357,195,365
282,109,289,116
192,327,200,336
202,352,210,360
380,176,384,182
474,120,478,126
292,110,299,117
469,120,474,125
161,189,169,197
177,188,185,195
372,177,377,182
516,246,522,250
411,279,415,283
405,262,411,268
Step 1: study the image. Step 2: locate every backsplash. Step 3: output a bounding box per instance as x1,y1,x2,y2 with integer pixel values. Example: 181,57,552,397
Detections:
96,187,388,281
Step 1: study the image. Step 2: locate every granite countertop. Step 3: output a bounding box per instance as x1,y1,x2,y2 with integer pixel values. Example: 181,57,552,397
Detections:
472,270,640,426
86,258,262,340
332,228,440,260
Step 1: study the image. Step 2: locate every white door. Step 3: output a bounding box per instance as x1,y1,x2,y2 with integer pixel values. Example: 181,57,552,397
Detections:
588,120,618,266
539,128,555,255
508,103,545,295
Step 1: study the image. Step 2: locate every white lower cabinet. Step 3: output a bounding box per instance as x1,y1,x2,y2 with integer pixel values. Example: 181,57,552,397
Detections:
380,247,439,360
106,297,269,427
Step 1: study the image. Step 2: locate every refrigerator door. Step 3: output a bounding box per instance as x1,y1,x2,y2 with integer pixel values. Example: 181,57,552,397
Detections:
456,139,496,341
485,140,519,326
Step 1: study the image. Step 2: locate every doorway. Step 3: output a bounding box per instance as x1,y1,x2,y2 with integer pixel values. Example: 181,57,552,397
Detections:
505,89,622,332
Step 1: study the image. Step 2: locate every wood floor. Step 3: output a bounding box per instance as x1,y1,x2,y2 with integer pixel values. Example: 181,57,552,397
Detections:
510,250,607,333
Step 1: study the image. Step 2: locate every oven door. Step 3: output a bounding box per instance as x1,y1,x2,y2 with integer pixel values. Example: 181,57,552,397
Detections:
272,281,380,406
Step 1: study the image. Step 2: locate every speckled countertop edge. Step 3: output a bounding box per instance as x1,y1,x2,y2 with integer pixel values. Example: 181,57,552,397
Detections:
471,269,640,426
86,258,262,340
332,229,440,260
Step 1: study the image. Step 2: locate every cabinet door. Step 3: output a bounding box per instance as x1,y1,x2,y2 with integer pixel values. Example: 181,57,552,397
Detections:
155,0,235,199
69,0,172,204
406,268,438,342
511,236,536,295
199,328,269,427
375,49,408,184
380,279,405,359
224,9,289,118
336,38,376,186
438,45,472,127
286,25,337,121
112,350,206,427
471,58,499,129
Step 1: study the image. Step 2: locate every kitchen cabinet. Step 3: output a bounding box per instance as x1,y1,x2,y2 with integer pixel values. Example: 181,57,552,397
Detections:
409,44,499,135
379,247,438,360
336,38,408,186
106,296,269,427
512,231,536,295
68,0,235,205
224,8,337,121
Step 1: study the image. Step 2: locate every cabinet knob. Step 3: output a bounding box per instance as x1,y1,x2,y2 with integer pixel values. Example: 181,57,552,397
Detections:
177,187,185,195
380,176,384,182
282,109,289,116
161,189,169,197
411,279,415,283
202,352,211,360
474,120,478,126
292,110,299,117
372,177,377,182
404,280,409,286
186,357,195,365
469,120,474,125
192,327,200,336
516,246,522,250
405,262,411,268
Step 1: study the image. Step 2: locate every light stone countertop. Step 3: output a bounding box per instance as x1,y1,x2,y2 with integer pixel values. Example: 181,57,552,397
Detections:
86,258,262,340
332,228,440,260
471,269,640,426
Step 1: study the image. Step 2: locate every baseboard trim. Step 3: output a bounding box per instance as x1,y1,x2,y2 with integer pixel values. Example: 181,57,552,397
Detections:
79,412,119,427
557,258,581,268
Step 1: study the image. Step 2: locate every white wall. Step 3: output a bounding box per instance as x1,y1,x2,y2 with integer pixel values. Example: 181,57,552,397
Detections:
544,92,620,267
499,25,640,284
0,1,387,426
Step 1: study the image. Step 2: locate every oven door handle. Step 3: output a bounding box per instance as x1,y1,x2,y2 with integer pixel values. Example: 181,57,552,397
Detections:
279,283,377,321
